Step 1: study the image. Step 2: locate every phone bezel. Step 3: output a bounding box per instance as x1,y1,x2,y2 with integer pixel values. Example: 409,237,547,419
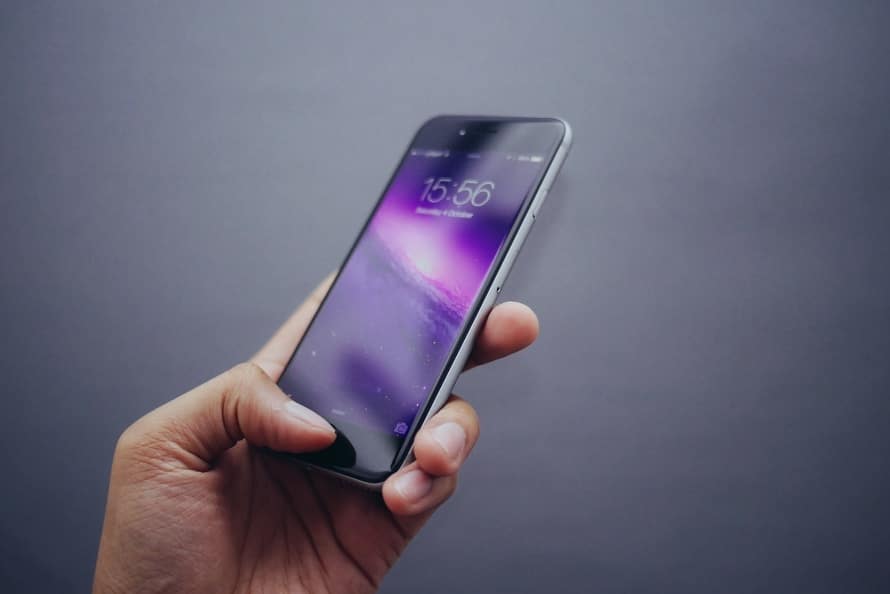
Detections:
279,115,568,484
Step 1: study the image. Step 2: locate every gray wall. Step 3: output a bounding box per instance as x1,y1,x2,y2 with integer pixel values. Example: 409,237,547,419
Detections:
2,2,889,592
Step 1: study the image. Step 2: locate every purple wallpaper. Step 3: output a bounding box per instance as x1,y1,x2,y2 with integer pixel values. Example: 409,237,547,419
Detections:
279,150,544,437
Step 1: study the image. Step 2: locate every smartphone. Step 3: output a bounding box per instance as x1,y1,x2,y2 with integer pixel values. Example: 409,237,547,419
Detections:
277,115,572,487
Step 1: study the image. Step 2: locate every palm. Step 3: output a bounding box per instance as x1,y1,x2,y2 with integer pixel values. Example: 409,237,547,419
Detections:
109,439,415,593
203,443,420,593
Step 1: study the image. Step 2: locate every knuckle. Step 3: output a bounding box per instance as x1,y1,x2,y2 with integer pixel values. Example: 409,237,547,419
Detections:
225,362,267,401
220,362,268,437
440,474,459,500
232,361,266,383
441,456,461,476
113,418,170,464
114,424,143,455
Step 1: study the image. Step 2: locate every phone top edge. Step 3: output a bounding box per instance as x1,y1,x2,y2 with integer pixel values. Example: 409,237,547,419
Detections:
422,114,569,122
418,114,570,135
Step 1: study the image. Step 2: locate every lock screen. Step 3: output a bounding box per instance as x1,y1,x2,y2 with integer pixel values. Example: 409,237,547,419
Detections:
278,145,549,438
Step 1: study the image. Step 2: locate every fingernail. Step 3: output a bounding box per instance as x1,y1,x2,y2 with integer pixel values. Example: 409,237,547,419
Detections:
283,400,335,434
394,469,433,502
431,422,466,461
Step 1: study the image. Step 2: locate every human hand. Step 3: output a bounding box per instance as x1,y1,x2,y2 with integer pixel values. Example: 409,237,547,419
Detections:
93,275,539,593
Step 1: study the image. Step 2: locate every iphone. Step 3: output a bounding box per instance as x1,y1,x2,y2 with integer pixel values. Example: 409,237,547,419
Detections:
278,115,572,487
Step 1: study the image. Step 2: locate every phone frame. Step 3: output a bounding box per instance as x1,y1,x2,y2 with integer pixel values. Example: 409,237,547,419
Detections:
280,115,572,488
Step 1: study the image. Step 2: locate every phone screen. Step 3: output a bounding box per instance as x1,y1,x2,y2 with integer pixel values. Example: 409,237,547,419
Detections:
278,117,564,479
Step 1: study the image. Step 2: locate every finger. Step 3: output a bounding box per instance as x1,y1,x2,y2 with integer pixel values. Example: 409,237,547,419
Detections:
121,362,336,470
381,463,458,517
412,395,480,477
252,272,335,380
465,301,539,371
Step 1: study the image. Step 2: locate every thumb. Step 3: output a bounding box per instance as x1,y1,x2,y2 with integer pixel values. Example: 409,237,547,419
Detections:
121,362,335,469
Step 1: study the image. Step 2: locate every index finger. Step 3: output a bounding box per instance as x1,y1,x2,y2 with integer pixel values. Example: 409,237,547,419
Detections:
251,272,335,379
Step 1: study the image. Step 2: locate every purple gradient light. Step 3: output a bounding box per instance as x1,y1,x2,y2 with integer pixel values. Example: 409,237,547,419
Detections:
278,151,544,436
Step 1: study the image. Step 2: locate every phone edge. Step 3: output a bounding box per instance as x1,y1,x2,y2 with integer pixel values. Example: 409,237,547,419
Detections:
332,117,574,490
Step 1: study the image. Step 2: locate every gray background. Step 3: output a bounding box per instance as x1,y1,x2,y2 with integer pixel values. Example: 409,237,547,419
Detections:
2,1,889,592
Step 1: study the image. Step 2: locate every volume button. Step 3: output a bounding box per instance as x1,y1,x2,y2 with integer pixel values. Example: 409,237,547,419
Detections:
533,188,548,218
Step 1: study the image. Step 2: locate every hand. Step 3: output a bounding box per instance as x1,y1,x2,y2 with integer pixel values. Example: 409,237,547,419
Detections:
93,275,539,593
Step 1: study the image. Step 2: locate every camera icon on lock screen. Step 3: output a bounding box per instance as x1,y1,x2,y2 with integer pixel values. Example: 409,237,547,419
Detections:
393,422,409,436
